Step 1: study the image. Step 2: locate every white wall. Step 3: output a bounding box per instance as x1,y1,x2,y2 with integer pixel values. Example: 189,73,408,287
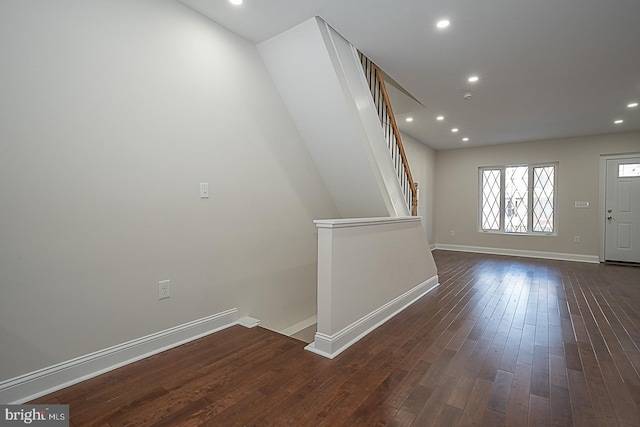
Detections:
0,0,339,381
434,132,640,258
402,133,436,242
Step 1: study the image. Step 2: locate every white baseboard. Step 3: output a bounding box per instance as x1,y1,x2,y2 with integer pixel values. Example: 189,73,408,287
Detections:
434,244,600,264
0,309,239,404
279,315,318,337
305,275,439,359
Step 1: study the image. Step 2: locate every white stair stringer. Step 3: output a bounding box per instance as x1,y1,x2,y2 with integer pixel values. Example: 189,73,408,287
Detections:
258,17,409,218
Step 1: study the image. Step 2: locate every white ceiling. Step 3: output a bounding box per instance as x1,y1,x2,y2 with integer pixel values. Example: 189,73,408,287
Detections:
179,0,640,150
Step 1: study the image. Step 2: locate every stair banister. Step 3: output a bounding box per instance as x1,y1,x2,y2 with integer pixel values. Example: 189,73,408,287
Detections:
359,53,419,216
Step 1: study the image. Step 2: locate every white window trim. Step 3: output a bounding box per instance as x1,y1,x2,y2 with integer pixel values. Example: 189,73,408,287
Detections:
478,162,558,236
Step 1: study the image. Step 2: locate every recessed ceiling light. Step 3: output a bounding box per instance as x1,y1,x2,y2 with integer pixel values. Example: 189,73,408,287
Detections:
628,102,639,108
462,137,469,142
436,115,445,121
451,128,459,133
468,76,479,83
229,0,243,5
406,117,414,122
614,119,624,124
436,19,450,29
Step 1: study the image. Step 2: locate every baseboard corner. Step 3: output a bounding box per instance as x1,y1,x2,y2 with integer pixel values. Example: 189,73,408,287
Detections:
306,275,439,359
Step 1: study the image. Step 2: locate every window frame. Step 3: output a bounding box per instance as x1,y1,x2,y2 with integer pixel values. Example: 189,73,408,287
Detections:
478,162,558,236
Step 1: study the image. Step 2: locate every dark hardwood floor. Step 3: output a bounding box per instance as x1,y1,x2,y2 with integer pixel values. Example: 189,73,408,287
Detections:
31,250,640,426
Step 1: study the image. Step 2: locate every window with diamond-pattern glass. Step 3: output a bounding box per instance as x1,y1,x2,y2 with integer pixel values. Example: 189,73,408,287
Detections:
533,166,555,232
504,166,528,233
481,169,501,230
479,163,557,235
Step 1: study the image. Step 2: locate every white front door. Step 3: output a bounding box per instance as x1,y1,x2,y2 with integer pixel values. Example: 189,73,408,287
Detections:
605,157,640,263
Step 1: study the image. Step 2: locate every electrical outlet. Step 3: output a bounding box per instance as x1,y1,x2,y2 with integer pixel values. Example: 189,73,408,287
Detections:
159,280,170,300
573,236,580,243
450,230,455,236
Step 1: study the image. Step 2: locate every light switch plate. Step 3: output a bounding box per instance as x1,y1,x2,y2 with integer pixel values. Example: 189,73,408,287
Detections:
200,183,209,198
159,280,170,300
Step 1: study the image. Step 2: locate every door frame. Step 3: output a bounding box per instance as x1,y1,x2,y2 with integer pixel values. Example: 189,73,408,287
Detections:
599,152,640,262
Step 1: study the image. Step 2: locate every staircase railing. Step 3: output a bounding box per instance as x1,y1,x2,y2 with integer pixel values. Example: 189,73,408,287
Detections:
359,52,418,216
